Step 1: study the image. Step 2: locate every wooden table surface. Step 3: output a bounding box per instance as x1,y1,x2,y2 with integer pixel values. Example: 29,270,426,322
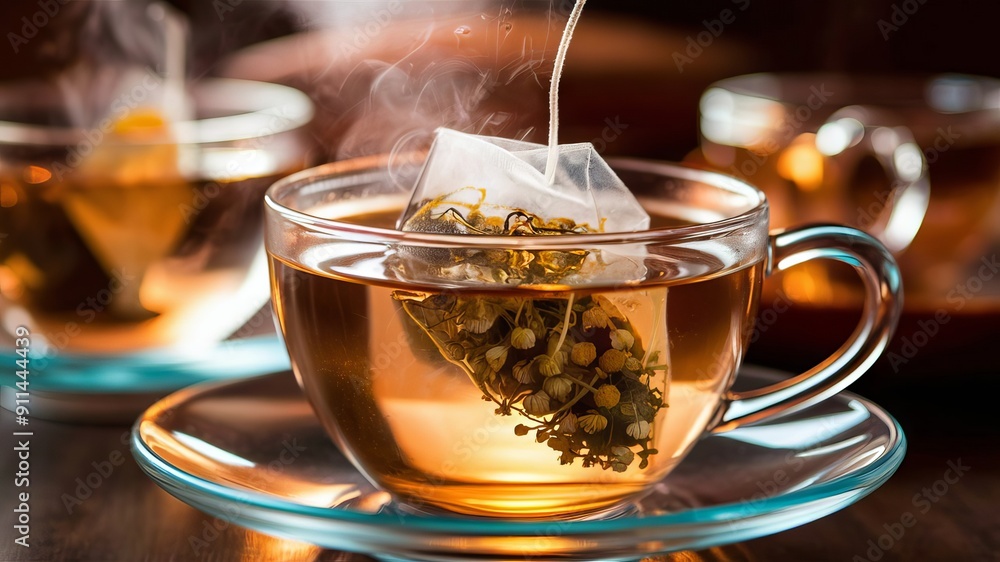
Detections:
2,372,998,562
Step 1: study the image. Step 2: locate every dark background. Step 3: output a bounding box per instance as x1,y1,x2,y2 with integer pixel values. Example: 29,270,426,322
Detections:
6,1,998,83
4,0,996,160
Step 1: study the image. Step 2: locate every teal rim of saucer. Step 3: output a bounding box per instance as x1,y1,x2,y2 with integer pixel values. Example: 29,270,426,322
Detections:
131,373,907,537
0,335,291,393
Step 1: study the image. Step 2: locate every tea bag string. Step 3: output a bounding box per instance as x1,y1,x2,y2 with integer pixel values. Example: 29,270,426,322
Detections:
544,0,587,186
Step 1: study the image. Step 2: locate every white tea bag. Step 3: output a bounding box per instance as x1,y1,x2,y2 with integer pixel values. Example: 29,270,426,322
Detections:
400,128,648,235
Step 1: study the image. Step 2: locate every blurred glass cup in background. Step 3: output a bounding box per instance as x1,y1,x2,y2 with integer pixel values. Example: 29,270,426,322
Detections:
0,78,313,386
691,73,1000,374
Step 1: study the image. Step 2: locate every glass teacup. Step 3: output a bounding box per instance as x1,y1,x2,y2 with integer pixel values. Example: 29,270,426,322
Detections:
264,157,901,519
0,79,313,361
693,73,1000,373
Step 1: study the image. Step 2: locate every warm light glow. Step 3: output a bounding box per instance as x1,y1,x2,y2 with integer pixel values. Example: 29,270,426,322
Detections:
22,166,52,184
2,254,43,290
776,134,824,191
780,264,836,304
0,265,24,300
240,533,321,562
112,108,169,134
0,184,18,207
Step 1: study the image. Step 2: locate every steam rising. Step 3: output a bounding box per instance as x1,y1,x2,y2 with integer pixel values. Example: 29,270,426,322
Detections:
282,1,568,181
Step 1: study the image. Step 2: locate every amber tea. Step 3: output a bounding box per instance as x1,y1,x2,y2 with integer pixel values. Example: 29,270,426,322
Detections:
271,200,763,517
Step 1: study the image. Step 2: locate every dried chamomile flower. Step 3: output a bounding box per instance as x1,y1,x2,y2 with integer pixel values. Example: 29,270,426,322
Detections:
543,376,573,401
610,329,635,351
537,354,562,378
582,307,610,330
394,287,666,474
570,342,597,366
579,411,608,434
594,384,621,408
512,359,535,384
485,345,509,372
599,348,627,373
625,356,643,372
523,391,551,416
510,327,536,350
627,420,651,440
462,300,500,333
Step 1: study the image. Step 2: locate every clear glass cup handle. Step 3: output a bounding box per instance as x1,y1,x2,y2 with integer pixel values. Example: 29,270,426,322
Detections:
712,224,902,432
817,105,931,253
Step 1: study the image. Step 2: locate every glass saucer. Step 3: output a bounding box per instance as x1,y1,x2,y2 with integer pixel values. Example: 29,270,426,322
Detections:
0,335,290,423
132,366,905,561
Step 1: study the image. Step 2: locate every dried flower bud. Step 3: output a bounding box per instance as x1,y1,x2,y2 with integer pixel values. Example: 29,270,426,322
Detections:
560,413,578,433
610,329,635,351
523,391,551,416
579,411,608,434
510,327,536,350
543,376,573,401
462,300,499,333
512,359,535,383
485,345,509,372
625,357,643,372
514,424,530,436
594,384,621,408
599,349,627,373
537,354,561,377
571,342,597,366
529,319,546,341
582,307,610,330
446,342,466,361
626,420,651,440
